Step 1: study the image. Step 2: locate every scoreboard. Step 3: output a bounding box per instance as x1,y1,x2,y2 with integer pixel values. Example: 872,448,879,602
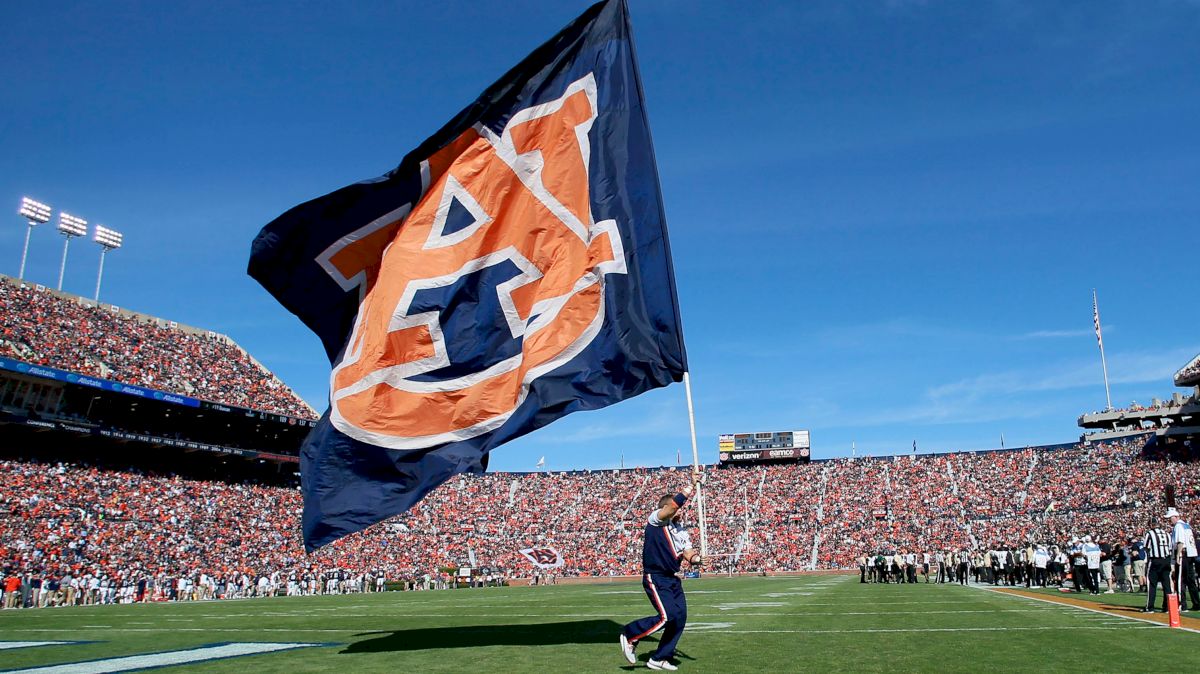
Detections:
718,430,811,465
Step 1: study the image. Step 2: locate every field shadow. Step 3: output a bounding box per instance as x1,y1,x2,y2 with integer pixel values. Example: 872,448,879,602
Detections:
342,619,623,653
1099,603,1157,615
616,649,695,670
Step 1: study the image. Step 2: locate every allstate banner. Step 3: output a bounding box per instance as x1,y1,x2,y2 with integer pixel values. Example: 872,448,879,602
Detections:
0,356,201,408
248,0,687,551
519,547,565,569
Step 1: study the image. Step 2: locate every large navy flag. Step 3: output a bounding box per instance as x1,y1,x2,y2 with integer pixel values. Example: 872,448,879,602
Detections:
248,0,687,551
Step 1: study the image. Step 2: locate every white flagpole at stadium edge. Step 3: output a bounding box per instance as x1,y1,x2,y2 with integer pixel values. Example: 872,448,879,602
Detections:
683,372,708,558
1092,289,1113,411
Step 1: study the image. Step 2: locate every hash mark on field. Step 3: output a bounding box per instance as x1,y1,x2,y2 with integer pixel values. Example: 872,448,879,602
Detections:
714,602,784,611
0,642,75,651
686,622,736,631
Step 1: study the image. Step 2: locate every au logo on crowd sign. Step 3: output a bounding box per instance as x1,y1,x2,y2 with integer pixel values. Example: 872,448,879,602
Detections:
318,75,627,450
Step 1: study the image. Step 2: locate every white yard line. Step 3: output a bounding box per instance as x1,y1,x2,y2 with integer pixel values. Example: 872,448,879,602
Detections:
0,642,74,651
4,642,321,674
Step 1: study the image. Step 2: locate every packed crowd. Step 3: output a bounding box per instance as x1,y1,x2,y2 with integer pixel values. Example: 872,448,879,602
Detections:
0,280,313,418
1178,356,1200,384
858,512,1200,616
2,437,1198,608
856,539,1146,592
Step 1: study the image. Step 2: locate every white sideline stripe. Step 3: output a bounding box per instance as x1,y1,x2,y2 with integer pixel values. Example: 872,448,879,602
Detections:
0,643,72,651
5,642,321,674
696,625,1158,635
3,628,355,633
978,586,1200,636
4,629,357,634
693,609,1061,617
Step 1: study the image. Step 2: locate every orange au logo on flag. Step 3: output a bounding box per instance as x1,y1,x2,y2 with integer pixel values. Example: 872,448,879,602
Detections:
323,75,626,450
249,0,687,551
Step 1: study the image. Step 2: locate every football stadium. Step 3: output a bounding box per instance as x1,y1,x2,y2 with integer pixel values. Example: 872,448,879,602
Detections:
3,0,1200,672
2,274,1199,669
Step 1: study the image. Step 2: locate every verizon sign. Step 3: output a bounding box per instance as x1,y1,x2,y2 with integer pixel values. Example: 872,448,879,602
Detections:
719,447,810,464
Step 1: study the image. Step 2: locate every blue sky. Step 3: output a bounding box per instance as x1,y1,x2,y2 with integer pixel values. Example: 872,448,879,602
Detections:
2,0,1197,471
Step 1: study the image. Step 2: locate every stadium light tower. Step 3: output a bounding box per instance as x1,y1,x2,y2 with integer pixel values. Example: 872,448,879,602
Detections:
17,197,53,280
92,225,123,302
56,212,88,291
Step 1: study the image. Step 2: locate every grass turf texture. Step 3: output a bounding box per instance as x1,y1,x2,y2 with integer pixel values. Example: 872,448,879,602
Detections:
1006,583,1200,624
1,575,1196,673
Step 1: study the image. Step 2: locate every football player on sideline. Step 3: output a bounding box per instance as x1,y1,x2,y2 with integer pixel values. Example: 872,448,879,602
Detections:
620,467,705,670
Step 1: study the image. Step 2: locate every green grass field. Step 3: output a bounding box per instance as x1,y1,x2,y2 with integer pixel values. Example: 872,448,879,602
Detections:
1,574,1196,673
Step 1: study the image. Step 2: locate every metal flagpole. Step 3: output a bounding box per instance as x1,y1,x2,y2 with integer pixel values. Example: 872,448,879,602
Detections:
1093,289,1113,411
682,372,707,558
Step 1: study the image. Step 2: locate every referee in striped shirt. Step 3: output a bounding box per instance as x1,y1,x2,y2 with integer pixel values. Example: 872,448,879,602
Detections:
1142,522,1173,613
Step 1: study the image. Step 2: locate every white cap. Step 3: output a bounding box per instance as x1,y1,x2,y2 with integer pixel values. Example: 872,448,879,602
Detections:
1165,507,1180,519
1083,535,1092,542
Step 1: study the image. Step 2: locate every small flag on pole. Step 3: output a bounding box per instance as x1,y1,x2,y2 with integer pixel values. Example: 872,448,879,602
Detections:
519,546,564,568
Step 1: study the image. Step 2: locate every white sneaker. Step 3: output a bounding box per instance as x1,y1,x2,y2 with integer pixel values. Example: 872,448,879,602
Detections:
647,659,678,671
619,634,637,665
1104,590,1114,594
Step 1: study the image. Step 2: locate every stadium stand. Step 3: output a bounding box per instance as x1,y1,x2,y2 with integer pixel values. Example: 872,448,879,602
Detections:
1176,352,1200,387
1078,390,1199,448
0,276,314,419
3,275,1196,608
3,437,1197,606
